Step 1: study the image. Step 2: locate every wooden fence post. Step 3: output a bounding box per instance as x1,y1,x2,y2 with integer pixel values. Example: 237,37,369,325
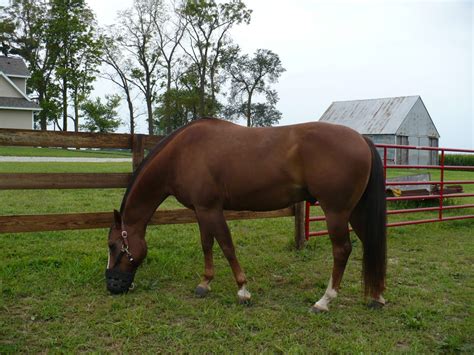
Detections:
294,202,306,249
132,134,145,171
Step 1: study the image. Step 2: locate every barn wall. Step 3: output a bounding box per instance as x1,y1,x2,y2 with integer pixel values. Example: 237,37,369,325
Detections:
406,136,439,165
398,98,440,165
407,136,430,165
363,134,396,163
0,109,33,129
398,98,439,137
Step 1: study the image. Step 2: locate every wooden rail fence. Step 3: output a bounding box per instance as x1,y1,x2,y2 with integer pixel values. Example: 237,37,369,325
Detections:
0,128,306,248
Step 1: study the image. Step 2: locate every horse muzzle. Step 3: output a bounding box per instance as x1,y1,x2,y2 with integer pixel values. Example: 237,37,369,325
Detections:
105,268,136,294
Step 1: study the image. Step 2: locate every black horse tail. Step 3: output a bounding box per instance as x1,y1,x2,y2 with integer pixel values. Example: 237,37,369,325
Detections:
357,138,387,298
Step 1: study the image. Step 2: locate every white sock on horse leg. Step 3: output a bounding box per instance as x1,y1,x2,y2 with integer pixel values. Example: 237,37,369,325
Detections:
237,285,251,301
313,276,338,311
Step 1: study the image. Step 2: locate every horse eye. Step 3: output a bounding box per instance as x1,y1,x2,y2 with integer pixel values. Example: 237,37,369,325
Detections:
109,243,117,251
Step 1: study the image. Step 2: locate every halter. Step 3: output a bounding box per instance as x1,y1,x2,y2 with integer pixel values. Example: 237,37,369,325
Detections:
120,229,134,263
105,221,137,294
110,226,135,270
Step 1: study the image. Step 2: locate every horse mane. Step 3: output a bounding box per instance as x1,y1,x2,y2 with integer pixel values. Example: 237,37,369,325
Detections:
119,118,215,214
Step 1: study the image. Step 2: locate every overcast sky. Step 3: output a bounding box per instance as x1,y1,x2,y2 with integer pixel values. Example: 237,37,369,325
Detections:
87,0,473,148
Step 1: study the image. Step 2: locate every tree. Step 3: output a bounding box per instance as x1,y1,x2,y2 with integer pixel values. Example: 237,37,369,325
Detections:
49,0,102,132
80,94,122,133
154,62,201,132
1,0,102,131
154,0,187,133
179,0,251,117
68,28,102,132
225,48,285,127
116,0,165,135
243,102,282,127
101,31,138,135
0,0,61,130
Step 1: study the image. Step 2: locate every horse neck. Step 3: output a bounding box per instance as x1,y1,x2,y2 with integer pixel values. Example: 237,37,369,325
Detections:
121,159,169,230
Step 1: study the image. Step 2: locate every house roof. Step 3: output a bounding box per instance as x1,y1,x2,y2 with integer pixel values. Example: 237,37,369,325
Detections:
0,56,30,77
0,97,40,110
319,96,423,135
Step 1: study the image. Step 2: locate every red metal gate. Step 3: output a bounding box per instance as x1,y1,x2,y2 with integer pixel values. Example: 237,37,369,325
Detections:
305,144,474,239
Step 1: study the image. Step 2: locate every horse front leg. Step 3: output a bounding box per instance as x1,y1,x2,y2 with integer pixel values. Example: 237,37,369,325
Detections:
194,223,215,298
311,212,352,313
195,207,250,304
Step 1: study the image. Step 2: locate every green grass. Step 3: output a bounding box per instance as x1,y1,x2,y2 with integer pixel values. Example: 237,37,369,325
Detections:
0,146,131,158
0,163,473,353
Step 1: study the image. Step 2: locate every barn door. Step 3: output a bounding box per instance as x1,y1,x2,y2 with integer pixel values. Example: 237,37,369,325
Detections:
429,137,439,165
396,136,409,165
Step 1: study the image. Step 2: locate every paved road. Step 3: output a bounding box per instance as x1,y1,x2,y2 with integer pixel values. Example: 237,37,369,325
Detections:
0,156,132,163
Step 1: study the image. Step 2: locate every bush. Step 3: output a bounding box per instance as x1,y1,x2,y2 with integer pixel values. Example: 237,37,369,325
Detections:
442,154,474,166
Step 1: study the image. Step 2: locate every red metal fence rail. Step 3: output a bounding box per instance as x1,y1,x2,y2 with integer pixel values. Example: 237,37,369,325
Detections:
305,144,474,239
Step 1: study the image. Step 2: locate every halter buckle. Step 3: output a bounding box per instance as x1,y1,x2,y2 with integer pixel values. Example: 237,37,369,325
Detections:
121,244,134,262
120,226,133,263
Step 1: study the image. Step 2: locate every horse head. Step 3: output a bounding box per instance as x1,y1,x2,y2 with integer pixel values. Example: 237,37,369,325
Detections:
105,210,147,294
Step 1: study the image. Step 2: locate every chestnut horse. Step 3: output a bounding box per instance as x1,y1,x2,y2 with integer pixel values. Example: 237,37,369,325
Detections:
106,118,387,312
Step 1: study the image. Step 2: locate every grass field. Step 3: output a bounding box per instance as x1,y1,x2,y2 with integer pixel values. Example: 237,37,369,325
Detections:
0,161,473,353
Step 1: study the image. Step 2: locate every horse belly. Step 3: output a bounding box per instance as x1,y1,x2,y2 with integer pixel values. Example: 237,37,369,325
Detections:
219,152,306,211
222,183,307,211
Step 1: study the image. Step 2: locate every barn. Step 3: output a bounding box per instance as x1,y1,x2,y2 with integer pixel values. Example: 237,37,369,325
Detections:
319,96,440,165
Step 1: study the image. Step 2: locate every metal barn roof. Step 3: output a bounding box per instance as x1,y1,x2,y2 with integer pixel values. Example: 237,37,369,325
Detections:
319,96,422,135
0,56,30,77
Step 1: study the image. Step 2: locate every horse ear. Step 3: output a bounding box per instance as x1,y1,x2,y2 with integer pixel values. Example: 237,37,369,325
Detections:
113,209,122,228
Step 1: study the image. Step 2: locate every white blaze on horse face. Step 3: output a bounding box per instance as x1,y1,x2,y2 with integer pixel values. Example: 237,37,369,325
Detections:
314,276,338,312
107,250,111,269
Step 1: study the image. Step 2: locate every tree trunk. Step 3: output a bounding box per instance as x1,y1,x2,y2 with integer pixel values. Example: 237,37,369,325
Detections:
164,66,172,134
246,95,252,127
146,97,154,135
198,72,206,117
210,66,216,116
198,57,207,117
74,94,79,132
39,91,47,130
126,93,135,135
118,72,135,135
62,77,68,131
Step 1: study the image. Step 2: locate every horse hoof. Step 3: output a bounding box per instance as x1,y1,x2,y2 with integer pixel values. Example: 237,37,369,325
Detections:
195,285,209,298
367,300,385,310
237,286,251,305
309,306,327,314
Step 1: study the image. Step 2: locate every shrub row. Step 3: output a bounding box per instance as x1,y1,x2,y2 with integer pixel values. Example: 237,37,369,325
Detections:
442,154,474,166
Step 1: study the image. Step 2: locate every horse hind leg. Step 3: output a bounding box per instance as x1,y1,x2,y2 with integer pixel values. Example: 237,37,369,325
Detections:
311,212,352,313
195,220,215,297
195,207,250,304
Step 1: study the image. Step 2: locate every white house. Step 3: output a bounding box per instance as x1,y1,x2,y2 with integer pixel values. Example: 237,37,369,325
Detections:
319,96,440,165
0,56,40,129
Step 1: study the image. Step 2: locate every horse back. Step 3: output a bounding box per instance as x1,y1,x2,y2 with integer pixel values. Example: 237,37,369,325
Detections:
163,119,371,211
